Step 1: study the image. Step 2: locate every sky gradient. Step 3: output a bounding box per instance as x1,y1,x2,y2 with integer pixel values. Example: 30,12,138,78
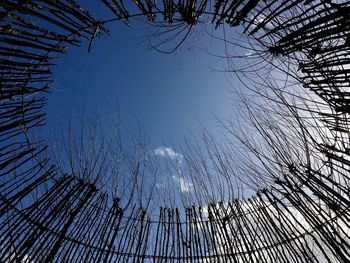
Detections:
46,16,237,149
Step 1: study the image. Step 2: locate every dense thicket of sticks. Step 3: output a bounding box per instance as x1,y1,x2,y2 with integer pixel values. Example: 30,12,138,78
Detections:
1,0,350,262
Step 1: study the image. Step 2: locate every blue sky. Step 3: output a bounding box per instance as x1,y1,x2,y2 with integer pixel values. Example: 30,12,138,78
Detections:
43,3,258,202
46,5,237,149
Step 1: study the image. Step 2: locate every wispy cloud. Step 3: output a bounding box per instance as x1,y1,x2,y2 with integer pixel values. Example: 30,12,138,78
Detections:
154,146,192,192
154,146,183,161
172,175,194,193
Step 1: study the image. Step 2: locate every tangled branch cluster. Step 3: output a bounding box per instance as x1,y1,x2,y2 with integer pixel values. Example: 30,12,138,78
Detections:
1,1,350,262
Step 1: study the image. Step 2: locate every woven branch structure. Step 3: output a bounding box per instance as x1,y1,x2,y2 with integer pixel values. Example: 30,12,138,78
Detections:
1,0,350,262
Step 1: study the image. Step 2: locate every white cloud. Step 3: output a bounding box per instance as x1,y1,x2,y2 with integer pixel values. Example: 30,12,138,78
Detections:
154,146,183,161
172,175,194,193
155,176,194,194
154,146,191,193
